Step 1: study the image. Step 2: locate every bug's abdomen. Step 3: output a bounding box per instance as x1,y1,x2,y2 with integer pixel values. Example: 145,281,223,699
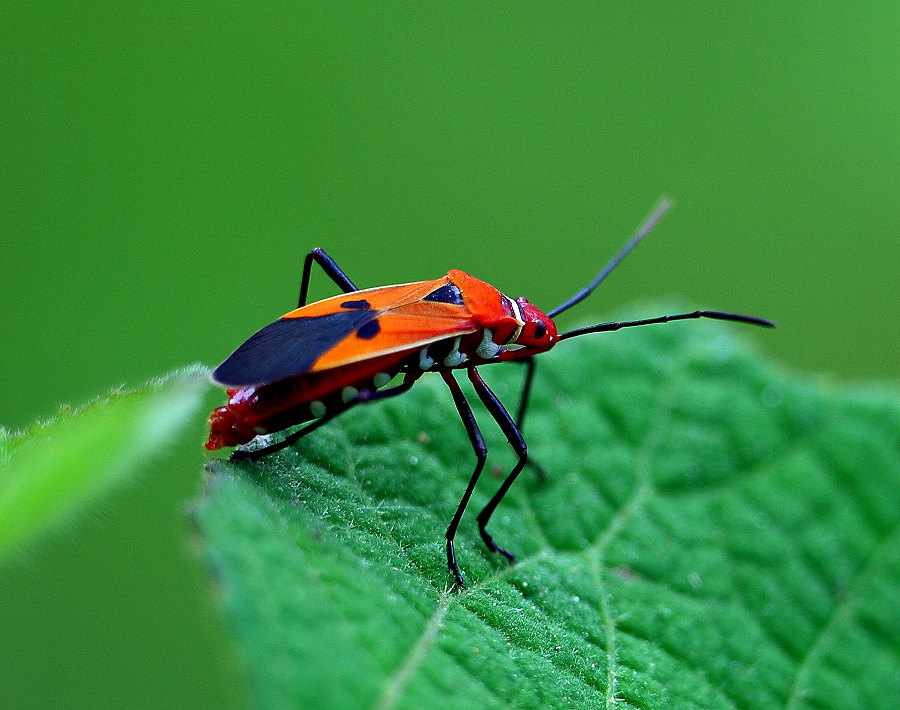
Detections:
206,351,410,450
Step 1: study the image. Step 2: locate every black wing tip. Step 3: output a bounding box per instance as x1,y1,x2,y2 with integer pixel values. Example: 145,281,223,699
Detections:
210,310,379,388
210,361,258,388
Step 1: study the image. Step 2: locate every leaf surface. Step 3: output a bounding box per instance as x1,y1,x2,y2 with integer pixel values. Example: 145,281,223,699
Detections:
194,323,900,709
0,367,210,561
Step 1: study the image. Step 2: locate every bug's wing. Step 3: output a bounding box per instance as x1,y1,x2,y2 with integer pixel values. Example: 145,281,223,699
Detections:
212,278,480,387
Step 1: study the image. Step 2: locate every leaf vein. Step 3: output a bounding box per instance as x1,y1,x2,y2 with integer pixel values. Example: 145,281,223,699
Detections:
588,552,619,709
372,590,453,710
783,515,900,710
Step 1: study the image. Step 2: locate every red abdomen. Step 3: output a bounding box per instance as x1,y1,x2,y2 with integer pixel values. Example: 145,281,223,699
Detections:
206,351,411,450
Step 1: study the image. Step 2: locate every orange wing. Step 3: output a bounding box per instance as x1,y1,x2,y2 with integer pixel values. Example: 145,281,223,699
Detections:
212,276,481,386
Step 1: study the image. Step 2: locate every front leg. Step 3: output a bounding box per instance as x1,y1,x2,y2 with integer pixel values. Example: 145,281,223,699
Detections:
512,356,547,482
514,356,536,430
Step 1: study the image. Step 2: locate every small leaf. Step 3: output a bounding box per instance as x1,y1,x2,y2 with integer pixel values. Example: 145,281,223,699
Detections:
193,323,900,710
0,366,210,562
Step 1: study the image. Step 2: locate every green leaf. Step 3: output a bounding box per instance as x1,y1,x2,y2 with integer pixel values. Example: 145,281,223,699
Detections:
0,366,210,562
193,323,900,710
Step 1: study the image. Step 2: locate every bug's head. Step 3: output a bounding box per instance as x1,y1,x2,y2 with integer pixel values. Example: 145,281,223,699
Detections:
511,298,558,350
498,199,773,363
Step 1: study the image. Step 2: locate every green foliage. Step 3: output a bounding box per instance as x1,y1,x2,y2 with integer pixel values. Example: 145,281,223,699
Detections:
193,324,899,710
0,367,210,562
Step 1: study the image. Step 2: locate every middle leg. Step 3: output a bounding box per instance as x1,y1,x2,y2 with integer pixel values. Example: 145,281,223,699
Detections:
441,370,488,588
468,367,528,562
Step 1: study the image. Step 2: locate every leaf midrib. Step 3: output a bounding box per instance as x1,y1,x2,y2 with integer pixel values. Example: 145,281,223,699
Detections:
783,516,900,710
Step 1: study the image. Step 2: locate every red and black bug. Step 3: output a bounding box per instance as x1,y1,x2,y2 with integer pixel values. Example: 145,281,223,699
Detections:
206,200,773,587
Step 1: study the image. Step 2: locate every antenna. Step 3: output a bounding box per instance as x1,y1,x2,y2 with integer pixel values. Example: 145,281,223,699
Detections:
558,310,775,341
547,197,673,318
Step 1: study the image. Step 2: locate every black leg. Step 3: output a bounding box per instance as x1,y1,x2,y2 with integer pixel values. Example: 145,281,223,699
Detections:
298,247,359,307
231,378,414,462
514,357,548,483
468,368,528,562
230,407,342,461
441,371,488,588
515,356,536,430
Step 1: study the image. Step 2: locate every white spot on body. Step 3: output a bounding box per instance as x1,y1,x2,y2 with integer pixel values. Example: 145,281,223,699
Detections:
373,372,392,388
475,328,501,359
444,351,468,367
341,386,359,403
310,400,327,418
507,298,525,343
418,347,435,370
442,336,467,367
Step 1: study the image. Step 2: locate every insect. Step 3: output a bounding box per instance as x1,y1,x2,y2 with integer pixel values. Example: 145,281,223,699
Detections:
206,200,773,587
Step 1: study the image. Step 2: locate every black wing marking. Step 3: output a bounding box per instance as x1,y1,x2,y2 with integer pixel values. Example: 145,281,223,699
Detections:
340,299,371,309
422,282,464,304
212,309,377,386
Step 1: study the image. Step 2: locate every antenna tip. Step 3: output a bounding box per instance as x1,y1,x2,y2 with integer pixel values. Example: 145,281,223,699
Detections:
651,196,674,218
637,197,675,236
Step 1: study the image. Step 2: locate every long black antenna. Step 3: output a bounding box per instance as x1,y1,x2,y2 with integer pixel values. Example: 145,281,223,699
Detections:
547,197,673,318
558,310,775,341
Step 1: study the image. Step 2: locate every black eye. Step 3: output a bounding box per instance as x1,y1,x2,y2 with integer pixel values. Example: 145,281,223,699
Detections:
533,322,547,339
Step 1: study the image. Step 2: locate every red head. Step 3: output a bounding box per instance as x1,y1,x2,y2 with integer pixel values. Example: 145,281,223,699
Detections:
513,298,558,347
498,297,558,361
499,199,773,360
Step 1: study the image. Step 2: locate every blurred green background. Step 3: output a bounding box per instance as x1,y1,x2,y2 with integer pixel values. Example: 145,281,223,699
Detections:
2,4,897,708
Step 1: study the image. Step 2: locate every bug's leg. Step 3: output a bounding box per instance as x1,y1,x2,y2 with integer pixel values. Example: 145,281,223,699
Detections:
298,247,359,307
355,377,416,404
441,371,488,588
514,356,536,430
468,367,527,563
231,378,416,462
514,357,548,483
230,408,342,461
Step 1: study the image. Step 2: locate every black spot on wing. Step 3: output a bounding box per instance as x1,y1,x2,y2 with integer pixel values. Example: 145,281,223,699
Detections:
212,310,377,386
356,319,380,339
423,283,463,305
341,299,371,309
